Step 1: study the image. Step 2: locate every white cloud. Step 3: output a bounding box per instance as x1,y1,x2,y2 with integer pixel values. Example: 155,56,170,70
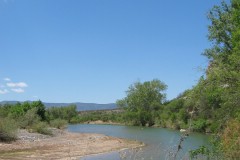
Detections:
7,82,28,88
2,78,28,93
11,88,25,93
0,89,9,94
4,77,11,81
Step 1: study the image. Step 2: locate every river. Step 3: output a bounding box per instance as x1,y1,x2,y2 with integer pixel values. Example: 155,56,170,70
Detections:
68,124,210,160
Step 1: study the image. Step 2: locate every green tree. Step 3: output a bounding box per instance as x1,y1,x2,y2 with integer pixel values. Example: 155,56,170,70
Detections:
184,3,240,157
117,79,167,126
62,105,78,123
31,100,46,120
8,102,24,118
187,0,240,133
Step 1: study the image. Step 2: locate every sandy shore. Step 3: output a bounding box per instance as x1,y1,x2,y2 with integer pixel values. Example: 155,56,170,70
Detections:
0,129,143,160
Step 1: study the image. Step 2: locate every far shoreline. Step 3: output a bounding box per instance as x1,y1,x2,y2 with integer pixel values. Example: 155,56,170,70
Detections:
81,120,212,135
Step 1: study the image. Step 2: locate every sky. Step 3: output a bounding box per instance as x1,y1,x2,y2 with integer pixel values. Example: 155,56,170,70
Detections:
0,0,223,103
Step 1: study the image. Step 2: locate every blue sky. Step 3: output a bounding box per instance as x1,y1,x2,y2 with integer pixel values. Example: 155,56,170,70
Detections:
0,0,222,103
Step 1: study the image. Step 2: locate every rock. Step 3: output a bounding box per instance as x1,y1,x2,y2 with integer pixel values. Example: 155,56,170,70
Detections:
180,129,187,132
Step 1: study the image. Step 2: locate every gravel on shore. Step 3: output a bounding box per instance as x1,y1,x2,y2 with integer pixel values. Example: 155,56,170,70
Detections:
0,128,142,160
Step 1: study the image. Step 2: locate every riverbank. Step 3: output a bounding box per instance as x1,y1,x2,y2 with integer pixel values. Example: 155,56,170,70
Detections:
0,128,143,160
84,120,123,125
84,120,189,132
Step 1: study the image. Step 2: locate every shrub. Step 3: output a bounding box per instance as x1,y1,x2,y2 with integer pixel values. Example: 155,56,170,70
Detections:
69,116,81,124
0,118,18,142
192,119,207,132
221,119,240,159
102,115,109,122
18,108,41,129
123,111,140,126
178,121,187,129
50,119,67,129
31,122,52,135
46,105,78,122
208,121,221,133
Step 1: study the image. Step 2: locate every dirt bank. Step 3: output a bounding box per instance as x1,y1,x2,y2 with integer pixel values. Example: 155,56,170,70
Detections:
0,129,142,160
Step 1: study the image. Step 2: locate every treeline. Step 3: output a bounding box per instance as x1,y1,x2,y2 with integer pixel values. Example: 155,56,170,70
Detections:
114,80,206,132
0,101,78,141
77,110,124,123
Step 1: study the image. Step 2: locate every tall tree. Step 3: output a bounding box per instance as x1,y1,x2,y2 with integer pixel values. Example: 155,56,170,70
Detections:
117,79,167,126
31,100,46,120
189,0,240,132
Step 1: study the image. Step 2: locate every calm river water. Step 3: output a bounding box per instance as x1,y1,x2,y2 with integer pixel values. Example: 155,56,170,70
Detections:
68,124,210,160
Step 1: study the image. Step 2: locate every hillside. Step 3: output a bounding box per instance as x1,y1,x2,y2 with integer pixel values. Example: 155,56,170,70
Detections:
0,101,117,111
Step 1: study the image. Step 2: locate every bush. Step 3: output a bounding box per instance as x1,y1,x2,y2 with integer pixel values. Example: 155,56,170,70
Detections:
0,118,18,142
208,121,221,133
192,119,207,132
189,146,211,159
123,111,141,126
46,105,78,122
221,119,240,159
69,116,81,124
18,108,41,129
31,122,52,135
50,119,67,129
179,121,188,129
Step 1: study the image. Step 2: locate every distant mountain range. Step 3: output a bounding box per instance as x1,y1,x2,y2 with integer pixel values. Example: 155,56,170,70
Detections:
0,101,117,111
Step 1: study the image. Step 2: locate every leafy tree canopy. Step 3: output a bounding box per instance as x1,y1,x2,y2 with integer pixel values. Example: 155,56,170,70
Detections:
117,79,167,111
117,79,167,126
